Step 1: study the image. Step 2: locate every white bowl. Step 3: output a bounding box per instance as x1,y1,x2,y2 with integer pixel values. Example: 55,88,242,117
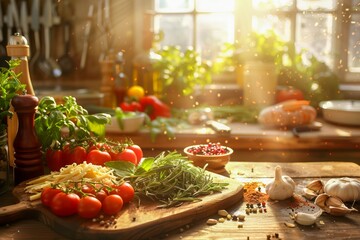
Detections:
106,112,146,133
319,100,360,126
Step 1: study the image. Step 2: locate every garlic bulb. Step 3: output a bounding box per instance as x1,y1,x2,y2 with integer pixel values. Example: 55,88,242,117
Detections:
324,177,360,202
265,166,295,200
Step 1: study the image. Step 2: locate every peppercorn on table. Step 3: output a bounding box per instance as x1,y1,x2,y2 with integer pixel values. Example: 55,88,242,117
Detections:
1,161,360,240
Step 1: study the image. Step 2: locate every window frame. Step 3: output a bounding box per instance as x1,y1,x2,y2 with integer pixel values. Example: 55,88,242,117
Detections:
134,0,359,85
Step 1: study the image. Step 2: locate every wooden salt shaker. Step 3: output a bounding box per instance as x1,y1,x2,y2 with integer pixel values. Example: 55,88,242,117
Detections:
12,95,43,185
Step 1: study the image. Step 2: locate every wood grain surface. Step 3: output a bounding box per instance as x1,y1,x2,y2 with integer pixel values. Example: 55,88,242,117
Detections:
0,172,243,240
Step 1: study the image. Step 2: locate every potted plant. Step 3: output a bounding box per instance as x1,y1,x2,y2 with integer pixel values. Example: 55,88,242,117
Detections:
152,46,213,108
0,59,26,133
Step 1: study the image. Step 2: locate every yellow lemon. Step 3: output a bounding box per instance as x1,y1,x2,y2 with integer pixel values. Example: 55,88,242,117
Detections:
127,85,145,99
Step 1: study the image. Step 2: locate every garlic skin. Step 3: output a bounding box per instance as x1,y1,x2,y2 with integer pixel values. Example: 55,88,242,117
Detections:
315,193,358,216
265,166,296,200
302,179,324,200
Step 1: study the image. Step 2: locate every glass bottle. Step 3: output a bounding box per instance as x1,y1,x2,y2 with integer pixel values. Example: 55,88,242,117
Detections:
113,52,129,105
132,18,163,97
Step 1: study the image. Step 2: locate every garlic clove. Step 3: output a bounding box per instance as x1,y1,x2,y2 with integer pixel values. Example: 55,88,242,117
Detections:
293,211,322,226
306,179,324,193
314,193,329,209
327,205,358,216
303,187,319,200
325,195,345,208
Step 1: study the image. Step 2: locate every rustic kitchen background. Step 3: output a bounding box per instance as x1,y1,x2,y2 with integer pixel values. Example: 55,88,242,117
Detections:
0,0,136,83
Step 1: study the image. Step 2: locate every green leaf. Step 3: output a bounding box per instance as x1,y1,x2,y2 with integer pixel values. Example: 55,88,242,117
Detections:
105,161,136,178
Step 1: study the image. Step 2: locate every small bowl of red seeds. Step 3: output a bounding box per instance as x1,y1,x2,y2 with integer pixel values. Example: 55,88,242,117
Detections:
184,143,233,173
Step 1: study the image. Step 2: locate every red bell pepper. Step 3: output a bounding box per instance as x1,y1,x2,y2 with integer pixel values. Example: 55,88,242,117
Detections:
139,95,171,120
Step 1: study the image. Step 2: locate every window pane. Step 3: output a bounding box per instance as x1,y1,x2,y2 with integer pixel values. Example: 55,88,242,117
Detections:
196,0,235,12
154,15,194,49
252,15,291,41
296,13,334,66
297,0,336,11
348,14,360,70
155,0,194,12
196,14,234,60
253,0,294,11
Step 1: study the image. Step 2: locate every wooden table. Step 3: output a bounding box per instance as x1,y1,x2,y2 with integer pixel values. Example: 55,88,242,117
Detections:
1,161,360,240
106,119,360,163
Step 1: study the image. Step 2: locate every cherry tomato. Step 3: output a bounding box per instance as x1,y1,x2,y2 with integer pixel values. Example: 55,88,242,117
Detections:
78,196,102,219
276,87,304,103
95,189,108,202
81,184,96,196
50,192,80,217
63,145,88,165
127,144,143,164
102,194,124,215
111,182,135,204
111,149,137,165
86,149,112,166
41,187,62,207
46,149,64,171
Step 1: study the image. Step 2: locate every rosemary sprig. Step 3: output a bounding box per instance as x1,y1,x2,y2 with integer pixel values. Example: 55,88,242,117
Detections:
105,151,228,208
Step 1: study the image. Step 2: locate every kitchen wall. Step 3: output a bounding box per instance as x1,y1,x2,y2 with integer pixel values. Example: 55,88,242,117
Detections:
1,0,136,85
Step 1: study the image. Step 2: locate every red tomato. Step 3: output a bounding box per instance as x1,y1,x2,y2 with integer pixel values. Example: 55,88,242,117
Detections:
63,145,87,165
50,192,80,217
127,145,143,164
111,182,135,204
111,149,137,165
95,189,108,202
81,184,96,196
46,149,64,171
276,88,304,103
41,187,62,207
102,194,124,215
78,196,102,219
86,150,112,166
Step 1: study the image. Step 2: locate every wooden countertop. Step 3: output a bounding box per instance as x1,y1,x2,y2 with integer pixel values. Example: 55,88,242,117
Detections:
1,161,360,240
106,119,360,162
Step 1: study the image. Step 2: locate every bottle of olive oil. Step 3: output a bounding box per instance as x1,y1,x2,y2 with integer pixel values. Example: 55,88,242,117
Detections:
132,15,163,97
113,51,129,105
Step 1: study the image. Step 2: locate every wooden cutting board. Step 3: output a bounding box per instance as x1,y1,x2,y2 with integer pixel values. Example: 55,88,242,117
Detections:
0,173,243,240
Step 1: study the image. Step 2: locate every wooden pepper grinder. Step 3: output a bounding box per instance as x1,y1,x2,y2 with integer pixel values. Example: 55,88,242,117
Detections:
12,95,43,185
6,33,35,168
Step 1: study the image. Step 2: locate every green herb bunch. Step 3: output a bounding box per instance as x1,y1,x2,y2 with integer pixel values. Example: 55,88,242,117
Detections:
0,59,26,132
154,46,212,96
35,96,112,151
106,151,228,208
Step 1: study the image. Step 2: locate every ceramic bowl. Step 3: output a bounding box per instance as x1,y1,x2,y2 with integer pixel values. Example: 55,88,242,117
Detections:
106,112,146,133
319,100,360,126
184,144,233,172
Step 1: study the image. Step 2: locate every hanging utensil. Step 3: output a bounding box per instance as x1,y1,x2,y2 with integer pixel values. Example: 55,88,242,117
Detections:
58,21,74,75
5,3,14,40
20,0,29,41
80,4,94,69
0,3,5,56
29,0,40,73
38,0,62,78
10,0,20,33
97,0,112,61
